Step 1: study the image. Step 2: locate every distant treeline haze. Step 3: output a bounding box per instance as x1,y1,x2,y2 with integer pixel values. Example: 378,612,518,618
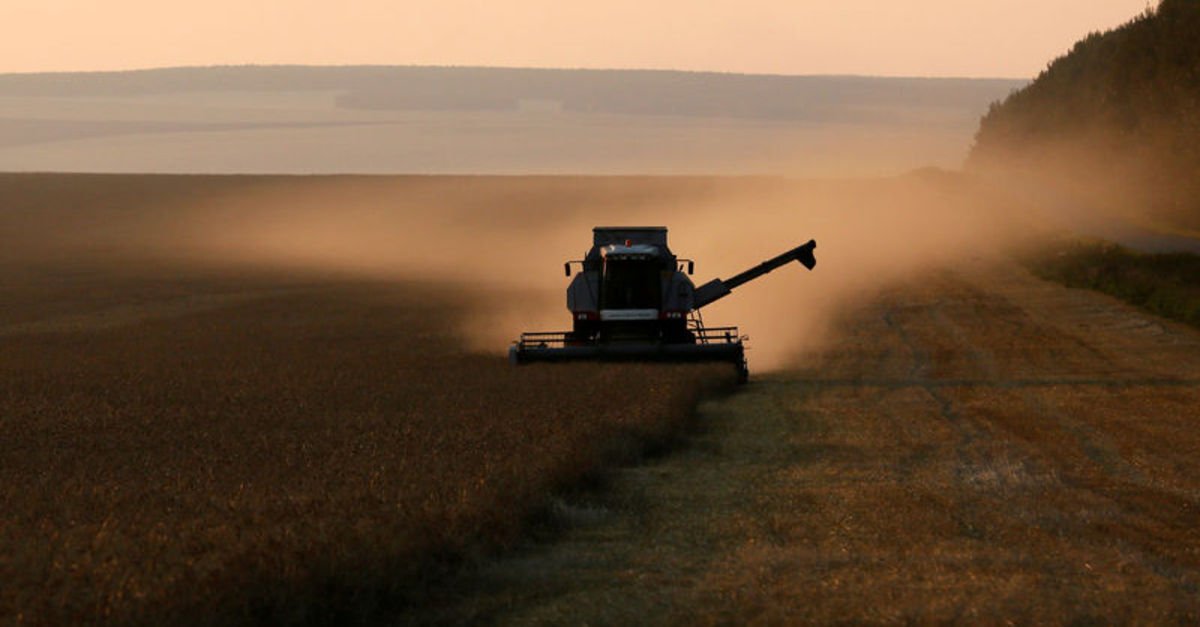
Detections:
970,0,1200,230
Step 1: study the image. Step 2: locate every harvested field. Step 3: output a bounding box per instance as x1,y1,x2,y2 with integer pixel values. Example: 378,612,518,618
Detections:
415,259,1200,624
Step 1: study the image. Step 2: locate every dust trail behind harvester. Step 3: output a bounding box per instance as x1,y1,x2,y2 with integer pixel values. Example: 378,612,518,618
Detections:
117,172,1022,371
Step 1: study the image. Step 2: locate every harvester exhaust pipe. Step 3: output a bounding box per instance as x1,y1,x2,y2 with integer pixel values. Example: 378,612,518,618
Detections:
692,240,817,310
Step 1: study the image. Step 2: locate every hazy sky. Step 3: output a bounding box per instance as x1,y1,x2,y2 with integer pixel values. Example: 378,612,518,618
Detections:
3,1,1152,77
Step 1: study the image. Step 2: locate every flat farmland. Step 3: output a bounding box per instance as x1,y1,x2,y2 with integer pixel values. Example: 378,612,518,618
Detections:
4,173,1198,624
0,267,733,624
418,260,1200,624
0,174,744,624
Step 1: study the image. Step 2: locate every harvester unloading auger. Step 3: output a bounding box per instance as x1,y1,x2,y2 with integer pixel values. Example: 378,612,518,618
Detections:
509,227,816,382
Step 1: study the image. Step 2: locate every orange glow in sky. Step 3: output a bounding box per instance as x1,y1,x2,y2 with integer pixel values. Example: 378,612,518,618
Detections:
2,1,1152,77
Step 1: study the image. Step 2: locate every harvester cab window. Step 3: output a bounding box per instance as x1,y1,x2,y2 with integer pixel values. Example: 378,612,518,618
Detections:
602,260,662,310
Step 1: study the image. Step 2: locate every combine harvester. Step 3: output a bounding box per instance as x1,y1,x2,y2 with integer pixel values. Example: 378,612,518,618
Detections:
510,227,816,381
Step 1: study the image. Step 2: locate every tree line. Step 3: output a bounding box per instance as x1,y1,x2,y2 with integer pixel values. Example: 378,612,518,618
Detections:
969,0,1200,230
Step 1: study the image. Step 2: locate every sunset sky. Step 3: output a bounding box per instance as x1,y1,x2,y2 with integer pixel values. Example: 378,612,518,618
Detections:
2,1,1152,77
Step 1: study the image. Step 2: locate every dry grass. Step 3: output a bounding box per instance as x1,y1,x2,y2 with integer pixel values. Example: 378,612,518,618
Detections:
1024,237,1200,328
0,264,732,625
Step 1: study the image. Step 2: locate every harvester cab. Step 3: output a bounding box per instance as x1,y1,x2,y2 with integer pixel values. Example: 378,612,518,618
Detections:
511,226,816,382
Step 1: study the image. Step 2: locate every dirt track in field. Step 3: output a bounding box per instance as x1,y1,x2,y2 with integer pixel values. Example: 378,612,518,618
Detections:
411,258,1200,624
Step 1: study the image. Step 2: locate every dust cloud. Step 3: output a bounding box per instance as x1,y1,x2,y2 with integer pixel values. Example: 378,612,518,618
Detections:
967,123,1200,245
134,172,1024,371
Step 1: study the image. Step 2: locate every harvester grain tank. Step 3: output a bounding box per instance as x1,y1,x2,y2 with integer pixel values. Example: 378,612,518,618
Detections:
509,227,817,381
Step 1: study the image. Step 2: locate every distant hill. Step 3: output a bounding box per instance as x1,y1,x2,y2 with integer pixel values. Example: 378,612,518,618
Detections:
0,66,1022,175
969,0,1200,230
0,65,1020,125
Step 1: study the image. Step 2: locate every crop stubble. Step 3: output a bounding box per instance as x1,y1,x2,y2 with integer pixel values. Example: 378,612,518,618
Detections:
418,260,1200,624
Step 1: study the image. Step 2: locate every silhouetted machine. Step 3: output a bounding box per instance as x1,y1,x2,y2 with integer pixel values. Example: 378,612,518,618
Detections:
509,227,816,381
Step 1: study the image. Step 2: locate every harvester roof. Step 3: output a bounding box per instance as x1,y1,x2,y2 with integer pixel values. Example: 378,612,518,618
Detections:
592,226,668,248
